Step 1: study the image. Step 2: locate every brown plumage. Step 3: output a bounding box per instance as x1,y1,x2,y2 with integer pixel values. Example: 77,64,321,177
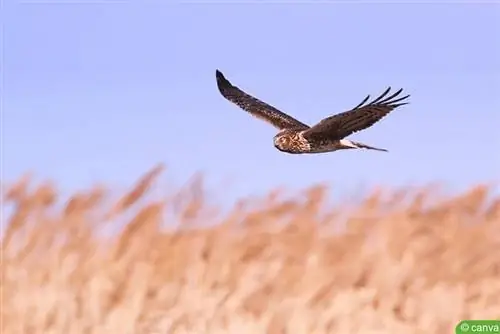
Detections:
216,69,410,154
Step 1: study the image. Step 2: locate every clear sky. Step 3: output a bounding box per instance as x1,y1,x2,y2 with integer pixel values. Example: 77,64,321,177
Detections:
3,1,500,202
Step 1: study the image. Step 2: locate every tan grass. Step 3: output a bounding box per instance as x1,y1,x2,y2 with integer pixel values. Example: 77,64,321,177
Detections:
2,165,499,334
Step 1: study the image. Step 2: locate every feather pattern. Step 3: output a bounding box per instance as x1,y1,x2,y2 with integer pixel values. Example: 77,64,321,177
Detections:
303,87,410,141
216,70,309,130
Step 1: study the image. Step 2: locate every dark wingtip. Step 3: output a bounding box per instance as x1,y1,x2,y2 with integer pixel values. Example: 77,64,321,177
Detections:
379,87,410,107
215,69,231,90
392,92,411,106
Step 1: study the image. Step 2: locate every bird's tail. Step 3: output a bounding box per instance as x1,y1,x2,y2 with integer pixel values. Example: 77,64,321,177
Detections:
340,139,388,152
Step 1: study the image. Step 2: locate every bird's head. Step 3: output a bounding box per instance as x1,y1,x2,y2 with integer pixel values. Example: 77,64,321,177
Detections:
273,131,293,152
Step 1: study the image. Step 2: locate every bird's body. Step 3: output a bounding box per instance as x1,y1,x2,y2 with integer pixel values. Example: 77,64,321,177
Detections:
215,69,410,155
273,129,388,154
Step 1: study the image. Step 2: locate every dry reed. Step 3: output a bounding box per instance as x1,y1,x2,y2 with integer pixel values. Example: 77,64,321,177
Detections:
2,165,499,334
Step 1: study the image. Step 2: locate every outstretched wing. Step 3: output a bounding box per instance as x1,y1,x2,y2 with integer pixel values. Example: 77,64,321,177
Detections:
216,70,309,130
303,87,410,141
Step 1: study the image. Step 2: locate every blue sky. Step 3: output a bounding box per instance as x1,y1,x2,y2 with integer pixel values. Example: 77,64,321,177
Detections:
3,1,499,203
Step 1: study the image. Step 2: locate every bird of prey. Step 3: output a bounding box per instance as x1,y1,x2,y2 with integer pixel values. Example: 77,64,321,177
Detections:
215,69,410,154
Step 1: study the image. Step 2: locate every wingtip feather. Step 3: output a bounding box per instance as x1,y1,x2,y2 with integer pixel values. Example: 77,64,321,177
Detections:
215,69,232,90
215,69,224,81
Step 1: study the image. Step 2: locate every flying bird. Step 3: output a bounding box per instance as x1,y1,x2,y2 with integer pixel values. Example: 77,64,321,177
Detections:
215,69,410,154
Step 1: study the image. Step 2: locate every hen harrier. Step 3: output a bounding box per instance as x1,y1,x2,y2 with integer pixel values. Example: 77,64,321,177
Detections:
215,69,410,154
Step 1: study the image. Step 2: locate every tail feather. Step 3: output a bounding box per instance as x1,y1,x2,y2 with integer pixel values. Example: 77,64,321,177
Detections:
352,140,388,152
340,139,388,152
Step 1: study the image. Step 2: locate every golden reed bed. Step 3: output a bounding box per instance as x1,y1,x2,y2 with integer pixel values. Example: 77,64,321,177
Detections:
2,165,500,334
